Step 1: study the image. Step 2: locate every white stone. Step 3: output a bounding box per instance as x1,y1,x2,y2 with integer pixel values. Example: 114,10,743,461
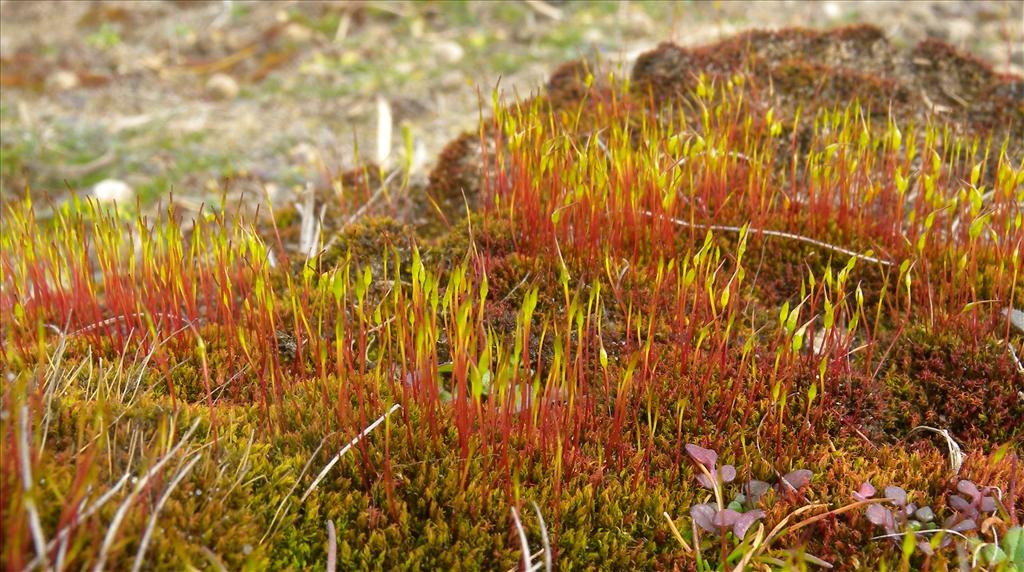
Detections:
92,179,134,203
434,40,465,64
822,2,842,20
45,70,79,92
206,73,239,100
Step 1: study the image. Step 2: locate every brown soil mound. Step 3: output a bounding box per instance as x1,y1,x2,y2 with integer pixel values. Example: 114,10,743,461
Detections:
409,25,1022,231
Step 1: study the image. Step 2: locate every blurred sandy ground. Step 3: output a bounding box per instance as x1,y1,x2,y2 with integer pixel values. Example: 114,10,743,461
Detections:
1,1,1021,214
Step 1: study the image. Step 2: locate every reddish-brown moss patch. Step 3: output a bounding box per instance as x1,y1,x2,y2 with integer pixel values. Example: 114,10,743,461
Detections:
882,325,1024,444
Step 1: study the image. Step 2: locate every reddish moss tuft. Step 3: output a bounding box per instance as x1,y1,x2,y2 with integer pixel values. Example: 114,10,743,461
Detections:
882,325,1024,444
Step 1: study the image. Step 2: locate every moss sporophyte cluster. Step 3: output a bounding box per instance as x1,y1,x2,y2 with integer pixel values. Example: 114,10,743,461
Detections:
3,25,1023,570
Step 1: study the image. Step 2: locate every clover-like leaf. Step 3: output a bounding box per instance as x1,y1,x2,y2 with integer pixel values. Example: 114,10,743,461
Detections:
779,469,813,492
745,480,770,504
712,508,742,529
866,504,895,531
695,464,737,489
980,496,998,513
853,481,876,502
733,510,765,540
690,503,718,534
685,444,718,469
952,518,977,533
948,494,977,516
883,485,907,507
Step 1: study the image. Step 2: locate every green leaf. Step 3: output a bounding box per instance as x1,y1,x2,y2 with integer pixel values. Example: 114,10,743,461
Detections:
979,544,1008,566
1002,527,1024,563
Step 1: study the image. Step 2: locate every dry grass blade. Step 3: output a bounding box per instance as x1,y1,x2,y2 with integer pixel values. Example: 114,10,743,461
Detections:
18,404,49,567
300,403,402,503
131,452,203,572
92,418,202,572
531,502,552,572
297,184,325,260
662,512,693,553
260,434,330,544
200,546,229,572
510,506,532,572
909,425,965,474
23,470,133,570
326,520,337,572
734,522,765,572
1004,341,1024,373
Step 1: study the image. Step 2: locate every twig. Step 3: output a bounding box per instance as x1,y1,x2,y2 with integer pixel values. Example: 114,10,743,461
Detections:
641,209,893,267
872,528,971,542
64,312,194,337
300,403,402,502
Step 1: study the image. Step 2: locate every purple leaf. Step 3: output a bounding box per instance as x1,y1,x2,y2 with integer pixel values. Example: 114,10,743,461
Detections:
952,518,977,533
853,481,876,502
696,465,736,489
916,541,934,556
883,485,907,507
956,480,981,502
948,494,976,515
690,503,718,534
712,508,742,528
780,469,813,492
696,473,715,490
866,504,895,529
733,510,765,540
685,444,718,469
745,480,770,503
980,496,998,513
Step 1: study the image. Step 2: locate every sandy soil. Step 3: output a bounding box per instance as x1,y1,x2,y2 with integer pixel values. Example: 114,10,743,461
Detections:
1,1,1021,218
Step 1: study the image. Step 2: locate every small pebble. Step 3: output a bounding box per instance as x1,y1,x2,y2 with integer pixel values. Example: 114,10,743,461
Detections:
45,70,79,92
92,179,134,203
433,40,464,64
206,73,239,100
283,22,312,43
